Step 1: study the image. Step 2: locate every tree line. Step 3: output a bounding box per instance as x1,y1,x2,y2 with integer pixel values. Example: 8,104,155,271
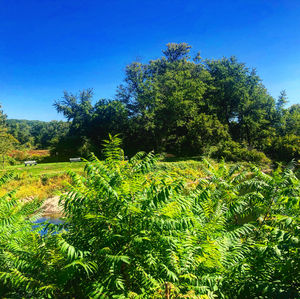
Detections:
6,119,69,149
6,43,300,162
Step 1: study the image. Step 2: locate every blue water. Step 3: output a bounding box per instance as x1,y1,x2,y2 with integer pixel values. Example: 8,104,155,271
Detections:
33,217,64,235
35,217,64,225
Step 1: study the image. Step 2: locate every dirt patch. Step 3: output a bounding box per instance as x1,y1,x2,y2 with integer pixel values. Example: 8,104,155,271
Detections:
23,195,64,217
41,196,64,217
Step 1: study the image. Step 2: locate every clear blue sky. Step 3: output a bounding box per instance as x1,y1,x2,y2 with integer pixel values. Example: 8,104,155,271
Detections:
1,0,299,121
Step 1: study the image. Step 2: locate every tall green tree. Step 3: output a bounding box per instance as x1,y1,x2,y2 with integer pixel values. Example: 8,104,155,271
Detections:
7,119,70,149
54,90,128,157
204,57,276,146
0,128,19,167
283,104,300,136
116,43,213,153
0,104,6,127
0,105,19,167
54,89,94,135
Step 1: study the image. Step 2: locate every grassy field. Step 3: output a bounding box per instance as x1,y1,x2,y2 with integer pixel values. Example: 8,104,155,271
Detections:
1,160,210,179
0,162,86,200
0,160,207,199
0,161,85,177
0,159,270,202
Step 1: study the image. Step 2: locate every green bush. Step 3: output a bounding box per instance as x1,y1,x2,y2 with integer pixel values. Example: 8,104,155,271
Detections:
211,140,271,164
265,134,300,162
0,173,58,298
4,155,18,165
0,135,299,298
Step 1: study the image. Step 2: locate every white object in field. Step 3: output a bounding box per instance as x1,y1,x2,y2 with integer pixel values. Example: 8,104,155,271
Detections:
24,160,37,166
69,158,81,162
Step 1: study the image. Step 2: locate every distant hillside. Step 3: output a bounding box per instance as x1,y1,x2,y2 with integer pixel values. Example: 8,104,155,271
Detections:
7,119,70,149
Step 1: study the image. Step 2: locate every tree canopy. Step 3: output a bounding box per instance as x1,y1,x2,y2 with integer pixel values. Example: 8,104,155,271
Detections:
3,43,299,162
50,43,299,162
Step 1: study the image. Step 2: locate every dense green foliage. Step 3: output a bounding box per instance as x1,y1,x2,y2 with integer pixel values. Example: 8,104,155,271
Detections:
0,136,299,298
7,119,70,149
53,91,128,158
0,107,20,167
50,43,299,162
1,42,299,297
4,44,299,163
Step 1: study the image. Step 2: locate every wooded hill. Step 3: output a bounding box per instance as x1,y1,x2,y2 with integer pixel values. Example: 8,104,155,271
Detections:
6,119,69,149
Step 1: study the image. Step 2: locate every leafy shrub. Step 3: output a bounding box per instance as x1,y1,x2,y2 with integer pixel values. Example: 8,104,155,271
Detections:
4,155,18,165
211,140,271,164
8,149,50,162
265,134,300,162
58,135,299,297
0,135,299,298
0,173,53,297
8,149,29,161
221,165,300,298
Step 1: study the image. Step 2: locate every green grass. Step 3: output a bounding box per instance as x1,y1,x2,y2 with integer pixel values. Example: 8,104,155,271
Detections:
0,159,268,201
0,158,273,219
0,162,86,177
0,162,86,200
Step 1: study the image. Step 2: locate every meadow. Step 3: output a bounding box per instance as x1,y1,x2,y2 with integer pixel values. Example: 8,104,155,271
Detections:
0,159,261,203
0,162,85,200
0,157,274,217
0,160,209,202
1,161,85,176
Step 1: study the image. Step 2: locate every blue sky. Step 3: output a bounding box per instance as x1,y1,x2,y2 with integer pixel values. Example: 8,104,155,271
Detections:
1,0,299,121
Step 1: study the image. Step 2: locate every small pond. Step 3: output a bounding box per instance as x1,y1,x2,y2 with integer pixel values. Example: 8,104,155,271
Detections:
35,216,64,225
33,216,64,235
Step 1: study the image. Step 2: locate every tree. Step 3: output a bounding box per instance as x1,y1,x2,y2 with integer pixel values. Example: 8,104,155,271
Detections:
89,99,129,150
53,90,128,157
6,119,70,149
7,119,33,146
51,43,299,161
53,89,94,156
162,42,191,62
116,43,212,153
116,44,282,154
54,89,94,134
283,104,300,136
0,104,6,126
0,128,19,167
184,113,229,155
276,90,288,112
204,57,276,146
0,105,18,167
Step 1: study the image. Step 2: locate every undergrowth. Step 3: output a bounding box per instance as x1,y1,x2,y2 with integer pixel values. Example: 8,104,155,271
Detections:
0,135,299,298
